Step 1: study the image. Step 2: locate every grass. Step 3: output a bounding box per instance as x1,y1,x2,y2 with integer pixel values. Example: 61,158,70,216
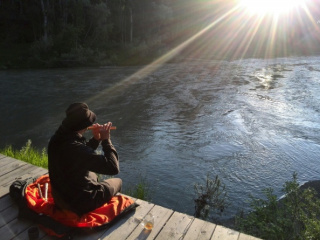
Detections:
0,139,48,169
124,176,150,201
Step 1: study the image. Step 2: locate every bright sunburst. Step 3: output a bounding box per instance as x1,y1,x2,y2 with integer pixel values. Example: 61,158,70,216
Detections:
239,0,307,15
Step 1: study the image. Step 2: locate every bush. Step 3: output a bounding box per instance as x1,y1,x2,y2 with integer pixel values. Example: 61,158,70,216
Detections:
194,174,228,221
236,173,320,240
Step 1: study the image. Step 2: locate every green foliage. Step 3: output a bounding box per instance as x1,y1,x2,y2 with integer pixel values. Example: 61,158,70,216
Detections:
0,140,48,169
29,38,56,67
0,43,32,69
194,174,228,221
124,175,150,201
84,3,112,48
53,24,84,55
0,0,177,68
236,173,320,240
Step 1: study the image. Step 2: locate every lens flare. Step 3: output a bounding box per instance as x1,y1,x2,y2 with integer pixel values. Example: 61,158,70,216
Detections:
239,0,307,15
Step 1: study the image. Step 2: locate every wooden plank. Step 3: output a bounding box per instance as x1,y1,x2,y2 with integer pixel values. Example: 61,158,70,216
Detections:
155,211,194,240
238,232,261,240
0,195,14,211
100,199,155,240
0,217,33,240
0,205,19,228
183,217,216,240
0,164,40,186
0,164,37,187
0,166,48,198
19,167,48,182
0,155,23,164
0,156,18,167
0,160,28,177
12,224,47,240
0,157,26,171
0,154,9,161
1,165,47,187
126,204,174,240
0,164,37,197
211,225,239,240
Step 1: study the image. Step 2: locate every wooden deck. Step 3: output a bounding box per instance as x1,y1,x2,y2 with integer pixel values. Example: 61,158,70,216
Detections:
0,154,261,240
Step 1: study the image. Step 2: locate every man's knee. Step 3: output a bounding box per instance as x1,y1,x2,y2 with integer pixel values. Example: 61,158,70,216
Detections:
103,178,122,197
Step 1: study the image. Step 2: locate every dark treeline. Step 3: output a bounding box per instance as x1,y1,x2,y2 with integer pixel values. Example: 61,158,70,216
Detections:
0,0,177,68
1,0,320,69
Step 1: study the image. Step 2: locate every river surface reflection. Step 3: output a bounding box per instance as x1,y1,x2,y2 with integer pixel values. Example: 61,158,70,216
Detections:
1,57,320,222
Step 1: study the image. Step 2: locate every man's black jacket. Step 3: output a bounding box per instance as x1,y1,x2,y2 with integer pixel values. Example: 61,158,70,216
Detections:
48,125,119,213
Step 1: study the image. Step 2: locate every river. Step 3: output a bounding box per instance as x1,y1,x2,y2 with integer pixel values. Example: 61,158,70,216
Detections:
1,56,320,223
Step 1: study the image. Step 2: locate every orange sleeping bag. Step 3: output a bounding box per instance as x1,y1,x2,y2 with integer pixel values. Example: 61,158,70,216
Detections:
24,175,136,236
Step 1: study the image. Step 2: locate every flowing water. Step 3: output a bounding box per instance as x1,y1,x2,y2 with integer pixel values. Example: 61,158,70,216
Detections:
1,56,320,222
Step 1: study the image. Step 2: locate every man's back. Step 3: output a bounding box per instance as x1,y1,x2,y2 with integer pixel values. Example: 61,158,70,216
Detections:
48,102,122,215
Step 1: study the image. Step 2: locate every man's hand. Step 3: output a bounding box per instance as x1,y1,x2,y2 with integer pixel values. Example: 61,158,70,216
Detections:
91,123,102,140
100,122,112,140
89,122,113,141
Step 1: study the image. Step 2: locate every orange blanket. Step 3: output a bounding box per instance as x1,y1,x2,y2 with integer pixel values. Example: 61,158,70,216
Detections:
25,175,134,228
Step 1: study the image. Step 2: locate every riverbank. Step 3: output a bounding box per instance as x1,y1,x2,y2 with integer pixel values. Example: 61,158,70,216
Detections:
300,180,320,198
2,42,319,71
0,42,156,70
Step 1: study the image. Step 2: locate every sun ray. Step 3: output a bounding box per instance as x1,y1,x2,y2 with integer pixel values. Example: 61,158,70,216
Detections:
238,0,307,16
229,13,265,59
220,19,252,59
264,15,279,58
299,1,320,30
232,15,265,59
86,5,241,106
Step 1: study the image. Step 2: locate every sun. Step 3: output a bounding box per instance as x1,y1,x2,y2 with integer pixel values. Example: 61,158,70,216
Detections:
238,0,307,15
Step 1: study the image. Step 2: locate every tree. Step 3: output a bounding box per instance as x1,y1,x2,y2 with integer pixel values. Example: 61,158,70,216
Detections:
40,0,49,43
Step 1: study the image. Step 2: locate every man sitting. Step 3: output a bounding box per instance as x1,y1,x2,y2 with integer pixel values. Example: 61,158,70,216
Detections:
48,102,122,215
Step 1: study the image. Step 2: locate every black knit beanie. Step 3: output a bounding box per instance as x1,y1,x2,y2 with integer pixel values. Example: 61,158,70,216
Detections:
62,103,96,131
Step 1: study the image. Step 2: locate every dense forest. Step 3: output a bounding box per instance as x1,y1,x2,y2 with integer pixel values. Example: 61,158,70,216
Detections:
1,0,320,69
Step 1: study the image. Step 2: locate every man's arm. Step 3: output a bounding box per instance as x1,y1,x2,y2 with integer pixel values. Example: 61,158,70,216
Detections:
75,140,119,175
80,122,120,175
86,137,100,150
